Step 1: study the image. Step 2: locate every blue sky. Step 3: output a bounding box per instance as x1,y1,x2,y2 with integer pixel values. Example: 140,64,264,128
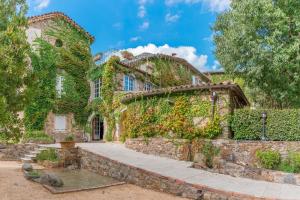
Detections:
27,0,230,71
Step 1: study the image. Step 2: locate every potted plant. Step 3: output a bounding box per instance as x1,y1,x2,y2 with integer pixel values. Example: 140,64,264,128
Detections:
60,134,75,149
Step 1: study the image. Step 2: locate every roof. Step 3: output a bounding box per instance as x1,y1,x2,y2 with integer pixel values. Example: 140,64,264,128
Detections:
204,71,225,75
28,12,94,43
121,81,250,107
121,53,211,83
93,54,152,77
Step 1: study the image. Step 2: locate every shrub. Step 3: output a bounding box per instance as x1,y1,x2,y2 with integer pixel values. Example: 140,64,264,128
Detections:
278,152,300,173
23,131,54,143
231,109,300,141
256,150,281,170
201,141,220,168
64,134,75,142
202,117,222,139
36,148,58,162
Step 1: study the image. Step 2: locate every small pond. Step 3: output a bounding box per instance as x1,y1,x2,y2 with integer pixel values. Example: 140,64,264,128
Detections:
39,169,124,193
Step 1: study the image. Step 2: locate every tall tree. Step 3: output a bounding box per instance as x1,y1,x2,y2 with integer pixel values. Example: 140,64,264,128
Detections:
0,0,31,141
214,0,300,108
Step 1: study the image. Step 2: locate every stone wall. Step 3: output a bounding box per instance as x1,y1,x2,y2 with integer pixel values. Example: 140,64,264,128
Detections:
79,148,260,200
44,112,84,142
213,140,300,167
125,138,191,161
0,143,37,161
126,138,300,167
194,159,300,186
58,147,80,169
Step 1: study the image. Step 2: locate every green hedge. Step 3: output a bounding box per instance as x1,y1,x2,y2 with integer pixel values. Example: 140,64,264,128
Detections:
23,131,54,144
231,109,300,141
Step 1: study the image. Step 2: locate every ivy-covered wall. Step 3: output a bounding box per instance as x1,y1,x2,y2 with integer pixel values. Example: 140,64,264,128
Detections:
149,59,195,87
120,90,233,142
24,19,93,138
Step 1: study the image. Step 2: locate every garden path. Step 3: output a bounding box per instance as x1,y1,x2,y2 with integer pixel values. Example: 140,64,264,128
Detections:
44,142,300,200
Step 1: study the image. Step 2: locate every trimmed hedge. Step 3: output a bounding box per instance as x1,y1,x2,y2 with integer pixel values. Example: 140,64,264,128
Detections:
231,109,300,141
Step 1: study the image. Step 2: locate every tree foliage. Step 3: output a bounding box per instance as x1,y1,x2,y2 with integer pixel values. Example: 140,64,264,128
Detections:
0,0,31,141
214,0,300,108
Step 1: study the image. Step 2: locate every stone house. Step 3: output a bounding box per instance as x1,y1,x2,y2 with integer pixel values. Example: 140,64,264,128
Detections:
121,82,250,139
24,12,94,142
88,53,211,141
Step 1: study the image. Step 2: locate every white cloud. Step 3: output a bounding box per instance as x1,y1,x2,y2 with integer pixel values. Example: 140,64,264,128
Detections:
130,36,142,42
165,0,230,12
139,21,150,30
203,0,231,12
122,43,208,71
137,0,153,18
165,13,181,23
29,0,50,11
211,60,223,71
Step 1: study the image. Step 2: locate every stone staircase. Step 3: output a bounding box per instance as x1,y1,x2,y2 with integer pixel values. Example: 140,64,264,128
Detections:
21,146,48,163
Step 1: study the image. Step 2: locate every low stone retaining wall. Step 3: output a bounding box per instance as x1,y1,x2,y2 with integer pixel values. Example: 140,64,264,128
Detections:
79,148,268,200
0,143,37,161
194,159,300,186
214,140,300,167
125,138,190,161
126,138,300,167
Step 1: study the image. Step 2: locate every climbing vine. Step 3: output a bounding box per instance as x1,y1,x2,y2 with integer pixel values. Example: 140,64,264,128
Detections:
99,56,119,140
120,92,222,142
25,19,93,131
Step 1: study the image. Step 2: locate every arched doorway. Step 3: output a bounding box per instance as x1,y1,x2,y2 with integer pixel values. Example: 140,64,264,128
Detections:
92,115,104,140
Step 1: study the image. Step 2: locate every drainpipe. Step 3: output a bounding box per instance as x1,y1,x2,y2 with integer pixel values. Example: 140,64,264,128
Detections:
211,91,218,121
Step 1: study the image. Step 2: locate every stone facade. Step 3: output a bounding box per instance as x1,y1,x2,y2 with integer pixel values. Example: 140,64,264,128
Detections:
0,144,37,161
79,148,260,200
24,13,90,142
44,112,84,142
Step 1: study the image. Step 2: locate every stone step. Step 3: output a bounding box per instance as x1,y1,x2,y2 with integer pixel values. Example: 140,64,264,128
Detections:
29,151,39,155
34,147,47,151
25,154,36,159
21,157,33,163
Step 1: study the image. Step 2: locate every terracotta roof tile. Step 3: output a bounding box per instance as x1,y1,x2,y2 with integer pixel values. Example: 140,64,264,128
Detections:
121,82,249,106
120,53,211,83
28,12,94,43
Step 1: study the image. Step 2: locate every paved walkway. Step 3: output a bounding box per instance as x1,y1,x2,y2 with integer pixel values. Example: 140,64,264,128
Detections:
45,143,300,199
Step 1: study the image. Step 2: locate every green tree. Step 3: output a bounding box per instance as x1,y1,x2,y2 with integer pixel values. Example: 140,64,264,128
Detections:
0,0,31,142
214,0,300,108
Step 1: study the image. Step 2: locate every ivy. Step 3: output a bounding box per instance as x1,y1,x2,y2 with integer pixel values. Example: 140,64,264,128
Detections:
121,92,222,141
96,56,120,141
25,20,93,131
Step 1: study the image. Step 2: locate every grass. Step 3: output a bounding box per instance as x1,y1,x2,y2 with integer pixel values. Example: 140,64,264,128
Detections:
36,148,59,162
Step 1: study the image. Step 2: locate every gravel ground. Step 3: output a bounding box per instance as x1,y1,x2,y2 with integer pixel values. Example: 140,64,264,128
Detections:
0,161,188,200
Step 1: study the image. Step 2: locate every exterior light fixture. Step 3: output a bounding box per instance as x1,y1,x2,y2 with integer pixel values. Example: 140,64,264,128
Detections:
261,111,267,141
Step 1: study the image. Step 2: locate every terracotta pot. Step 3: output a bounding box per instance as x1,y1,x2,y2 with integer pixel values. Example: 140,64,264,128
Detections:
60,141,75,149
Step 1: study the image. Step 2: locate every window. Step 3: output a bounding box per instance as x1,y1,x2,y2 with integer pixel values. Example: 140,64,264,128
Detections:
56,75,64,98
55,39,63,47
144,82,152,91
54,115,66,131
94,79,101,98
192,75,197,85
123,75,135,91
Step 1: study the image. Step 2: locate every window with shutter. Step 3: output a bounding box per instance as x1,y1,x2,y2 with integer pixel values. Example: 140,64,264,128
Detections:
54,115,66,131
